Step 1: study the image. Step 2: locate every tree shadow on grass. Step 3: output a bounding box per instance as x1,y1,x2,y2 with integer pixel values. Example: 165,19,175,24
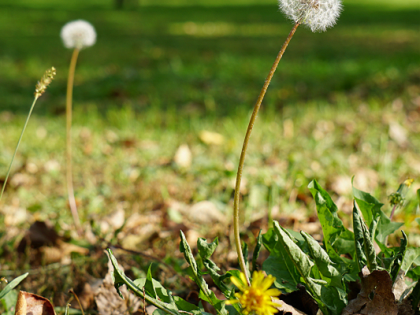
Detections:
0,3,418,115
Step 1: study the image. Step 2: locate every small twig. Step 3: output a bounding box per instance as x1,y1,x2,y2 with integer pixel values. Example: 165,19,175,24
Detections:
69,289,85,315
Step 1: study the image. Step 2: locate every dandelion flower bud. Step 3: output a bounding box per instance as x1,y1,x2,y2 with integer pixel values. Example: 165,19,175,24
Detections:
35,67,56,98
279,0,342,32
60,20,96,49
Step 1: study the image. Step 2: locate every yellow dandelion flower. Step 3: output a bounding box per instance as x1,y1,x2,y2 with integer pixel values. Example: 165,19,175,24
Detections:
226,271,281,315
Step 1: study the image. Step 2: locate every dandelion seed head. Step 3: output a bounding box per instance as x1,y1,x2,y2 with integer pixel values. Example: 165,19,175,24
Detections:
60,20,96,49
279,0,342,32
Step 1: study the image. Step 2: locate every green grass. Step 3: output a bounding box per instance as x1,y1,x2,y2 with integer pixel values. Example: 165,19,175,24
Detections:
1,0,420,309
0,0,418,115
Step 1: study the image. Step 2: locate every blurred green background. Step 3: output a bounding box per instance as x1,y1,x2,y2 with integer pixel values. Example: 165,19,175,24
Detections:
0,0,419,115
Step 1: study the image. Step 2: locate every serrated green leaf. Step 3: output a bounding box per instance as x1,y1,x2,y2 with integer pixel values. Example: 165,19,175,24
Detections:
0,273,28,300
252,230,263,273
305,278,330,315
353,183,403,244
196,237,232,297
179,232,228,315
401,247,420,274
0,285,17,315
301,231,342,288
376,211,404,245
262,255,300,293
108,250,212,315
146,264,158,299
408,280,420,311
308,180,355,257
320,286,347,315
407,266,420,282
273,222,313,278
273,222,332,314
262,228,278,252
353,202,377,272
242,241,249,274
361,216,378,271
353,182,383,227
197,237,218,260
107,249,181,315
390,231,408,283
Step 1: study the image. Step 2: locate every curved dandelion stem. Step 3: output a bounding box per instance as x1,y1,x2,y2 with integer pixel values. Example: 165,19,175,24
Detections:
233,23,299,285
0,97,39,203
66,48,82,235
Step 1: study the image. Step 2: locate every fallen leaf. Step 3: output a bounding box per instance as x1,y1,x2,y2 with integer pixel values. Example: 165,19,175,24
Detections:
95,252,142,315
389,122,408,146
17,221,89,264
18,221,59,250
174,144,192,168
393,270,410,302
15,291,27,315
187,201,226,225
283,118,294,139
279,284,318,315
342,266,398,315
199,130,224,145
398,297,415,315
73,283,94,310
99,208,126,234
15,291,56,315
273,297,307,315
42,240,89,264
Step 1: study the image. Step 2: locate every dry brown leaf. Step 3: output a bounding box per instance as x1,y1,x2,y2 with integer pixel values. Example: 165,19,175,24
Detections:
73,283,95,310
393,270,410,302
18,221,60,250
279,285,318,315
43,240,89,264
15,291,27,315
199,130,224,145
273,297,307,314
99,208,126,235
17,221,89,264
187,201,226,225
95,252,142,315
389,122,408,146
15,291,56,315
342,267,398,315
398,297,416,315
174,144,192,168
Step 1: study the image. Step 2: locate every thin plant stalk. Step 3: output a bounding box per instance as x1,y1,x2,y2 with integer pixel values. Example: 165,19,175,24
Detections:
389,204,397,221
66,48,82,235
233,23,299,285
0,97,39,203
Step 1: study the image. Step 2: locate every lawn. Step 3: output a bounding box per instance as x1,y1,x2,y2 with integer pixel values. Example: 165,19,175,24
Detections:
0,0,420,312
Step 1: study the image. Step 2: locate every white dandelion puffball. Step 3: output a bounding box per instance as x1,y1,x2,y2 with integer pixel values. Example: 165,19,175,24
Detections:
279,0,342,32
60,20,96,49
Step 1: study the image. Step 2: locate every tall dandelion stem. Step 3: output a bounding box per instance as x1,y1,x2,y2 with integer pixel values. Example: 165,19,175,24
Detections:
0,67,56,204
60,19,96,235
233,23,299,285
66,48,82,235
